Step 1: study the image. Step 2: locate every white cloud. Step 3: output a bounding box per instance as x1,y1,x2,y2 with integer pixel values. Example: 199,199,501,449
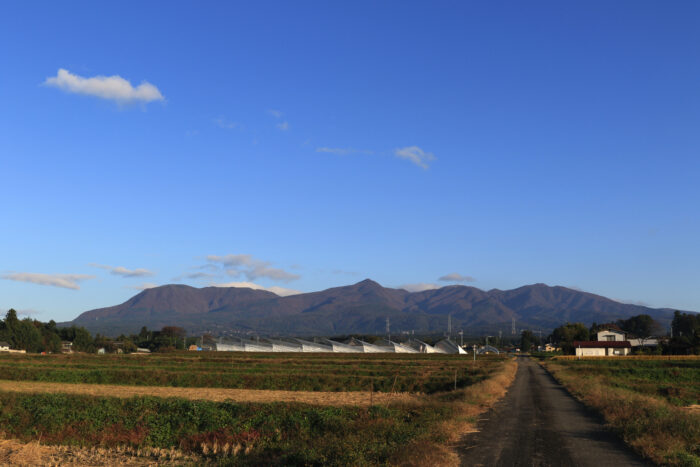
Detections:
398,283,441,293
268,109,283,118
128,282,159,291
438,273,476,283
44,68,164,103
206,254,300,282
1,272,94,290
394,146,436,169
90,263,155,278
316,147,373,156
213,281,301,297
276,121,289,131
213,117,237,129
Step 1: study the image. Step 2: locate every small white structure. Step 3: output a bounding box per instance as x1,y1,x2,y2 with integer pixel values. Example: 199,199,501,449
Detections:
321,338,363,353
574,341,631,356
346,338,393,353
405,339,444,353
435,339,467,354
628,338,659,348
477,345,500,355
264,339,303,352
287,338,333,352
0,342,10,352
596,329,626,342
378,339,419,353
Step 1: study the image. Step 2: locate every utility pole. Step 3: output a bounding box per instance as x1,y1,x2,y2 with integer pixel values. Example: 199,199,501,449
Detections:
447,314,452,338
386,317,391,342
511,317,516,336
459,330,464,347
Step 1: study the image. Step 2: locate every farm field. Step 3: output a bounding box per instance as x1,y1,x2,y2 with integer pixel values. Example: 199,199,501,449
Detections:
543,356,700,466
0,352,515,465
0,352,498,393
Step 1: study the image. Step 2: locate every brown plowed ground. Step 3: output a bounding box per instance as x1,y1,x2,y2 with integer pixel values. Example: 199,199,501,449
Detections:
0,379,422,406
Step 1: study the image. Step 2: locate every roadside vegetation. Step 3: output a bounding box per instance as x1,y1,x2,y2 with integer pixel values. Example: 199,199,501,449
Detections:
543,357,700,466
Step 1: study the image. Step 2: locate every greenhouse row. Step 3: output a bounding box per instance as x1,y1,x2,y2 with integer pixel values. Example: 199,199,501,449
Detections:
213,336,469,354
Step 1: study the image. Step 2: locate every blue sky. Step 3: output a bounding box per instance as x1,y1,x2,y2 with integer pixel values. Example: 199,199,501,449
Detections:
1,1,699,322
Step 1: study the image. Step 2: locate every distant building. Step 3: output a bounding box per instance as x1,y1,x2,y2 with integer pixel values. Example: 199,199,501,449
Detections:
0,341,10,352
596,328,626,342
574,341,631,356
628,338,659,348
61,341,73,353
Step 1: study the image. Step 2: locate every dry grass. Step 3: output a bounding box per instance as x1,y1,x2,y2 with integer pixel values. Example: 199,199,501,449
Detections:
0,379,423,407
391,358,518,467
543,360,700,466
0,438,201,466
553,355,700,361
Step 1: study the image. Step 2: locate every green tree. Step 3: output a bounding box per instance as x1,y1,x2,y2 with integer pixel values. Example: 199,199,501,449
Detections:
616,314,656,338
13,318,42,352
551,322,589,354
520,330,540,352
72,327,95,353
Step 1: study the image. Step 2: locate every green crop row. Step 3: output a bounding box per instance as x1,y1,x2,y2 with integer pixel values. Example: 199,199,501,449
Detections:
0,391,448,466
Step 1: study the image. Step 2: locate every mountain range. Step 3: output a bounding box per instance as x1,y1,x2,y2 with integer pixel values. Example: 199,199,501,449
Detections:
63,280,685,336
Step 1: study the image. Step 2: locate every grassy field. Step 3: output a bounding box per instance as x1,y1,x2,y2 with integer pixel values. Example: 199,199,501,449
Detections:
543,356,700,466
0,352,498,393
0,352,515,465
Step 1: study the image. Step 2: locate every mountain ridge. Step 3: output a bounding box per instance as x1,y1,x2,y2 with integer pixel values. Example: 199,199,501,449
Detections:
63,280,687,336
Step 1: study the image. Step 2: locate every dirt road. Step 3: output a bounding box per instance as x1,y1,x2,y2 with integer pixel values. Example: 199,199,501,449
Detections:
458,357,649,466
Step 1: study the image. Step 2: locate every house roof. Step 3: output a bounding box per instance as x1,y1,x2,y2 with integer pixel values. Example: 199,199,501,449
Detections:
0,341,9,347
574,341,631,348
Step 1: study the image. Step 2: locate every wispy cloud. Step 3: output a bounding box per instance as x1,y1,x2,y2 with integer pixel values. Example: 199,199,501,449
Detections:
316,147,373,156
90,263,155,278
206,254,300,282
267,109,289,131
44,68,164,103
173,271,218,281
438,273,476,283
213,117,237,129
127,282,159,291
394,146,436,169
212,281,301,297
398,282,441,293
1,272,94,290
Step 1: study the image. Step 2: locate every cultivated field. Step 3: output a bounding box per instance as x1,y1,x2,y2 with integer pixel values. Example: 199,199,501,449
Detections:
543,356,700,466
0,352,515,466
0,352,498,393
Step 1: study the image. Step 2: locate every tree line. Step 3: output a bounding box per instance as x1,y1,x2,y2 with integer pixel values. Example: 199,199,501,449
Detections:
0,309,199,354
